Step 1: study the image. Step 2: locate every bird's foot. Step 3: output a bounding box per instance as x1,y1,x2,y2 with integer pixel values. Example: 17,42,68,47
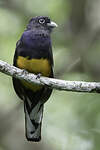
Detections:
22,69,28,74
36,73,42,79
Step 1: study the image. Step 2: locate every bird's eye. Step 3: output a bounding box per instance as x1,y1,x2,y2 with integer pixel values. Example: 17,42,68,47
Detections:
39,18,45,24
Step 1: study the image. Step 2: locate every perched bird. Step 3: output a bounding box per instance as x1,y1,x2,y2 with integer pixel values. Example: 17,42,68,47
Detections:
12,16,57,142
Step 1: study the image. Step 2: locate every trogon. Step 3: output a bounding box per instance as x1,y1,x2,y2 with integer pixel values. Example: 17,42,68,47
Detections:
12,16,57,142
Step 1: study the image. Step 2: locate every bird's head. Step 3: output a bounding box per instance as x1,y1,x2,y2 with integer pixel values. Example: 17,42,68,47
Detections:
26,16,58,33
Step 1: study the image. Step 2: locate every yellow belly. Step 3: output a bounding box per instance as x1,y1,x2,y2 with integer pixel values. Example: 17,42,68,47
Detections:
16,56,51,91
17,56,51,76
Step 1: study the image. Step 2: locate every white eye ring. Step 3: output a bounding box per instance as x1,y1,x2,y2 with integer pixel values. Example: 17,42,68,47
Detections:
39,18,45,24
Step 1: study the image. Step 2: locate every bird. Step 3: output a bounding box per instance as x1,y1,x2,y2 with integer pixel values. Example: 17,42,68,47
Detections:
12,16,57,142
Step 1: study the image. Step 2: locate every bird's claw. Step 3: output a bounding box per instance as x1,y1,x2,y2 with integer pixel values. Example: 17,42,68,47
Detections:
36,73,42,79
22,69,28,74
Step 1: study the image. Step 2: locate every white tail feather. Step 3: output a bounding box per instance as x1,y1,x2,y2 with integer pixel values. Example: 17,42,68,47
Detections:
24,102,43,141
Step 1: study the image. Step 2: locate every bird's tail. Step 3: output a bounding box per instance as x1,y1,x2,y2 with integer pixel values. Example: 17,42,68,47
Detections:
24,100,44,142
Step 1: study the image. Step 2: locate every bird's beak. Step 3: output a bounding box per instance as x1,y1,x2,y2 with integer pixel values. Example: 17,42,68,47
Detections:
47,21,58,28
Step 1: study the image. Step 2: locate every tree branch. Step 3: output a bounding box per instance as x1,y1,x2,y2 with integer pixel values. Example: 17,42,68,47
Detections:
0,59,100,93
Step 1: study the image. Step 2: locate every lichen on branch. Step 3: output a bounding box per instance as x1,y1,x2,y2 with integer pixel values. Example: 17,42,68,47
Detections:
0,59,100,93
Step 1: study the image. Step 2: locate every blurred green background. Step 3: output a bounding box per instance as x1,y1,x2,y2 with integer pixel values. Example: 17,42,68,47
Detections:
0,0,100,150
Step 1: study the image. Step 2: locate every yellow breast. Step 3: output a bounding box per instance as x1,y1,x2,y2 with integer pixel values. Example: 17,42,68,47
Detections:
16,56,51,91
17,56,51,76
